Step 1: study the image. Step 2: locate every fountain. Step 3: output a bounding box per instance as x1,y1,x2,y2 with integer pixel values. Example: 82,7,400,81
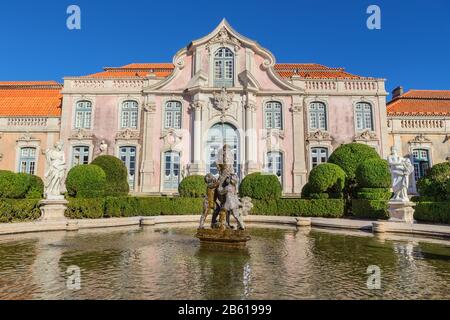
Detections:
196,145,252,246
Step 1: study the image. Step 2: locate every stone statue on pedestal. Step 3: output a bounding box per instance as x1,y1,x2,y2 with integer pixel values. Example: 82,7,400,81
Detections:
387,146,416,223
44,141,67,200
40,141,69,221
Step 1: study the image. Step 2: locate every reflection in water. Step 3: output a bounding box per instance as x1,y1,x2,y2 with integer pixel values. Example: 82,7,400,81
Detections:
0,226,449,300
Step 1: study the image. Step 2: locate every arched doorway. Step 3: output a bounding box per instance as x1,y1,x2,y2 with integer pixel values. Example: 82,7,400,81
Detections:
206,123,240,178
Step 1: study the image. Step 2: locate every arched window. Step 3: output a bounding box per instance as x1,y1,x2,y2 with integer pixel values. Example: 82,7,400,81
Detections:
214,47,234,87
164,101,182,129
75,101,92,129
265,101,282,129
72,146,90,166
309,102,327,130
355,102,374,131
19,147,37,175
121,100,138,129
311,147,328,168
266,151,283,184
412,149,430,181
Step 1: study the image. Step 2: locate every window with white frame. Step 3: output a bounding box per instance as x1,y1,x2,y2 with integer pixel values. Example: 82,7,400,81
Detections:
18,147,37,175
72,146,90,166
309,102,327,130
355,102,374,131
265,101,282,130
164,101,182,129
266,151,283,184
214,47,234,88
121,100,138,129
412,149,430,181
311,147,328,168
75,101,92,129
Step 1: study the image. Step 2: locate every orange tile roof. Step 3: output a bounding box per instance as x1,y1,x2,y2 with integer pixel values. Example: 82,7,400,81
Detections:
0,81,62,117
387,90,450,116
84,63,175,78
81,62,366,79
274,63,366,79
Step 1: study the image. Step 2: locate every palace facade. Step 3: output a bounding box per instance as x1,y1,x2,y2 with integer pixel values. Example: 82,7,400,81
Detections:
1,20,396,195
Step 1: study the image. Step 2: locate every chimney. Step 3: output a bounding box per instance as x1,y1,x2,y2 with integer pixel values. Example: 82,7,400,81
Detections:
392,86,404,99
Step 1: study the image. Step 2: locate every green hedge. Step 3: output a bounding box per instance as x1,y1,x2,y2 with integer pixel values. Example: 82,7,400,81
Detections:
239,172,282,200
0,171,44,199
178,175,206,198
352,199,389,220
66,165,106,198
252,199,345,217
328,143,380,181
308,163,346,195
356,158,391,188
417,162,450,200
356,188,392,200
415,202,450,224
0,199,41,223
91,155,129,197
65,198,106,219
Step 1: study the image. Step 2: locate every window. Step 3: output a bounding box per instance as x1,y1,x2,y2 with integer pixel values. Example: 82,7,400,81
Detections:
266,152,283,184
163,151,180,190
75,101,92,129
412,149,430,181
121,101,138,129
355,102,373,131
72,146,90,166
265,101,282,129
120,146,137,190
164,101,182,129
309,102,327,130
311,147,328,168
214,47,234,87
19,147,37,175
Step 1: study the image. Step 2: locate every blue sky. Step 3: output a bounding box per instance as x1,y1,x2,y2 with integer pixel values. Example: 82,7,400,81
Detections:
0,0,449,98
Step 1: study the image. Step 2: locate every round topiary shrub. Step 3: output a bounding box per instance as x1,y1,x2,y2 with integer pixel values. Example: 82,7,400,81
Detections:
417,162,450,200
356,188,392,200
308,163,346,195
328,143,380,181
178,175,207,198
25,175,44,199
91,155,130,196
66,165,107,198
239,172,282,200
356,158,391,188
0,171,30,199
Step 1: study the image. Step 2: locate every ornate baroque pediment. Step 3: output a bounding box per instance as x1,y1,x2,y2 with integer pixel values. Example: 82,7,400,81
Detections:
70,128,94,141
354,130,377,142
116,129,140,141
206,27,241,51
409,134,431,144
307,130,332,142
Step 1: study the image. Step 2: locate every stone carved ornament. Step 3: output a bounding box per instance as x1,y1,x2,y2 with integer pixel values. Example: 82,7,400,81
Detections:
116,128,140,141
409,134,431,144
213,88,234,121
206,27,241,51
161,129,183,149
71,128,94,140
354,130,377,141
307,130,331,142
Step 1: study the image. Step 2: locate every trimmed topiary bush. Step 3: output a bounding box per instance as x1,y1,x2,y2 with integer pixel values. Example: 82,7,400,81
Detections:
0,171,31,199
414,201,450,224
356,158,391,188
251,199,345,217
356,188,392,200
328,143,380,181
91,155,130,196
65,198,106,219
239,172,282,200
178,175,206,198
25,175,44,199
417,162,450,200
308,163,346,196
66,165,106,198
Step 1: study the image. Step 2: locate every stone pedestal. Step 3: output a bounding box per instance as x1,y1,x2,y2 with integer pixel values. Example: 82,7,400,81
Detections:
39,198,68,221
196,228,251,247
388,200,416,223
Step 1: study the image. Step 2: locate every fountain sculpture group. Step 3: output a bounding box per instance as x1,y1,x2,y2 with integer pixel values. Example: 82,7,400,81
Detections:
196,145,252,246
